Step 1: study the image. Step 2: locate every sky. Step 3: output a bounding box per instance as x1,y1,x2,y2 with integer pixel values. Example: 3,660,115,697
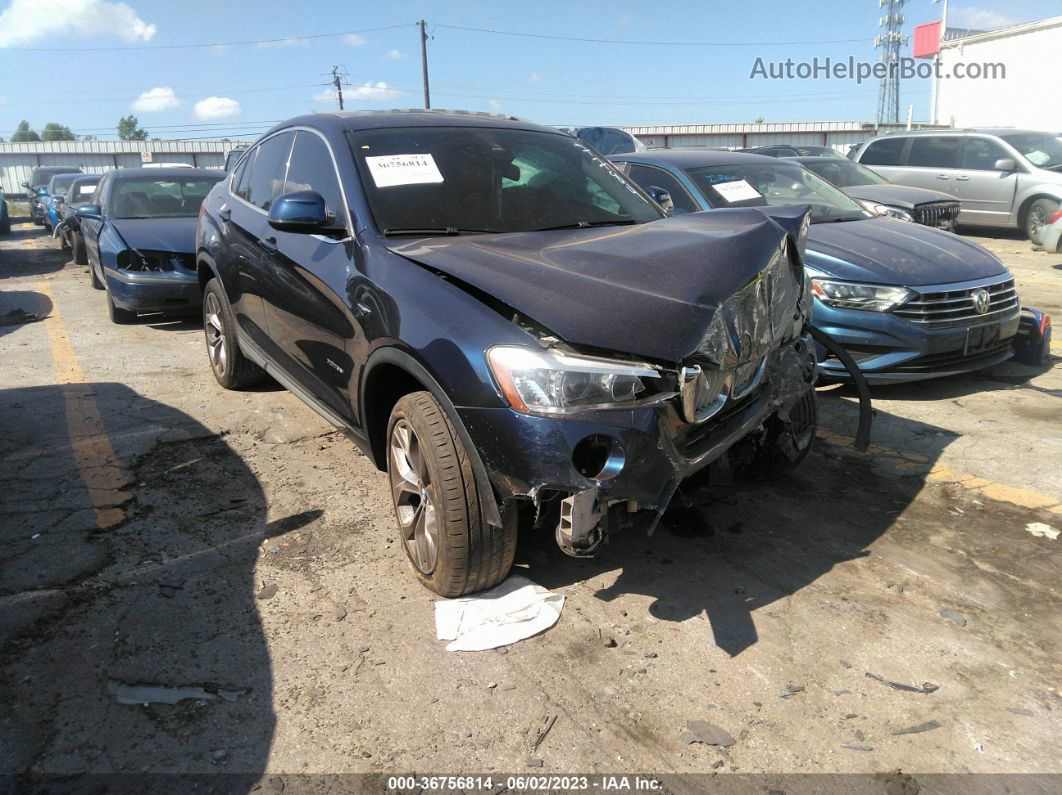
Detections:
0,0,1057,141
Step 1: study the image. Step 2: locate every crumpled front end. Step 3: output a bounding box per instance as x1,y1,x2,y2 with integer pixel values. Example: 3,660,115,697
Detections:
456,210,818,558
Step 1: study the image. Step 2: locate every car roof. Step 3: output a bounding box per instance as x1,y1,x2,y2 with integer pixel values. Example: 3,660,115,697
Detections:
793,156,857,165
871,128,1047,138
70,174,101,185
613,148,787,168
266,109,562,137
108,167,222,180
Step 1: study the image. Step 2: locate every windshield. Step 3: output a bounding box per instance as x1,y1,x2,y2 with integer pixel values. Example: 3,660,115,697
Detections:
686,161,870,222
69,180,99,201
111,176,222,219
50,175,79,196
349,126,662,235
802,159,888,187
1000,133,1062,171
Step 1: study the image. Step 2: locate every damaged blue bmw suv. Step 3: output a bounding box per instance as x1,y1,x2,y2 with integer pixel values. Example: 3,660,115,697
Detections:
196,110,819,596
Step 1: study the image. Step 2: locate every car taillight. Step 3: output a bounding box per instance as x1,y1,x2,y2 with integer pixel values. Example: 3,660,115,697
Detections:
1049,209,1062,225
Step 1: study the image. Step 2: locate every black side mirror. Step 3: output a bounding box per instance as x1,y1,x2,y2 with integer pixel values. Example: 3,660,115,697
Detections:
646,186,674,214
20,181,30,189
994,158,1017,172
268,190,334,233
75,204,102,220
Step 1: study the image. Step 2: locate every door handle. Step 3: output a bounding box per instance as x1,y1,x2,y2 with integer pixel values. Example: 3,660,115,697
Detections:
936,175,950,180
955,176,970,181
218,207,232,221
258,236,277,253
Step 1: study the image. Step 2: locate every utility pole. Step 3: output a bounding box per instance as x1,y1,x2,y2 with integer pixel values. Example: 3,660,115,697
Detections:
418,20,431,109
331,65,345,111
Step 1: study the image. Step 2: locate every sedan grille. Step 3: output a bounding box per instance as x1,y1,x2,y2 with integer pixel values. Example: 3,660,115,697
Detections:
912,201,960,229
893,277,1019,329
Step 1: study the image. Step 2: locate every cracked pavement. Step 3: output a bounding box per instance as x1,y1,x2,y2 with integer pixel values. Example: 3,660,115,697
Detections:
1,217,1060,786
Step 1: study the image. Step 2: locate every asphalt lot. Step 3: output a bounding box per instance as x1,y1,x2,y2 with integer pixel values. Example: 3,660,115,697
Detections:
1,211,1060,787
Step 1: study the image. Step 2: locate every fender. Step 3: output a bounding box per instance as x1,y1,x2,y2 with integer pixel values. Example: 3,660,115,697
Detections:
361,347,504,528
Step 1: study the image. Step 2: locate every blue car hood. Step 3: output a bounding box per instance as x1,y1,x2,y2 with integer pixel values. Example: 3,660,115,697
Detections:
806,216,1006,285
109,217,197,254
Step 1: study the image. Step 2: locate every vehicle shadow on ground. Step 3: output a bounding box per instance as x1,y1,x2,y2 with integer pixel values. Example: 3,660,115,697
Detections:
519,398,954,657
0,223,71,280
0,382,318,782
0,290,52,339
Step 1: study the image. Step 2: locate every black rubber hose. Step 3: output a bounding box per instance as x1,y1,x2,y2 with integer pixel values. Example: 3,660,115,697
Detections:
809,327,872,452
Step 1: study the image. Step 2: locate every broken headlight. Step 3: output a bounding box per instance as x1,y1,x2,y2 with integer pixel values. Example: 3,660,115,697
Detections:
487,346,668,415
810,277,913,312
857,199,913,222
116,250,188,273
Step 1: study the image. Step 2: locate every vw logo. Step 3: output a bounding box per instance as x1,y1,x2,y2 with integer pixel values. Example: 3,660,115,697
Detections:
971,288,991,315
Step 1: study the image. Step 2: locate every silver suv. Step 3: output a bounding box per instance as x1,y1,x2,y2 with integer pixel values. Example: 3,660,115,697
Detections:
851,129,1062,243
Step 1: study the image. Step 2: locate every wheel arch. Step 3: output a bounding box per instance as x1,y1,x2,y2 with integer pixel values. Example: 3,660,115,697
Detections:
360,347,503,528
1017,192,1062,232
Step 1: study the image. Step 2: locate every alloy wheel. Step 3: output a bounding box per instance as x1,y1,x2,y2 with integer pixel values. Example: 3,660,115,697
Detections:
389,419,438,574
204,292,227,376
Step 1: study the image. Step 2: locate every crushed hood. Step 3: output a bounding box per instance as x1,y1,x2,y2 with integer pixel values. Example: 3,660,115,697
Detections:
109,217,197,255
844,184,958,209
806,216,1007,285
388,208,807,364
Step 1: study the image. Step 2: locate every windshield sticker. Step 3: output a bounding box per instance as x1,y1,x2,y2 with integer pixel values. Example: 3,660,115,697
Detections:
365,153,444,188
78,185,95,195
712,180,762,203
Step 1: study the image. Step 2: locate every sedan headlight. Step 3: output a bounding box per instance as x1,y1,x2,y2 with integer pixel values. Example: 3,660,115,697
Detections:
811,278,913,312
487,346,667,415
857,199,913,222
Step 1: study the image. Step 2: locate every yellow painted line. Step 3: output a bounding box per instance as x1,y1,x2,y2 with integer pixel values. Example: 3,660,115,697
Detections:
816,428,1060,513
38,281,130,529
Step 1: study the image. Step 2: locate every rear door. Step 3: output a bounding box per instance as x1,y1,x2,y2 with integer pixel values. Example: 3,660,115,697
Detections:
955,136,1020,225
258,129,358,424
219,131,295,357
855,136,908,181
81,174,109,274
898,135,965,193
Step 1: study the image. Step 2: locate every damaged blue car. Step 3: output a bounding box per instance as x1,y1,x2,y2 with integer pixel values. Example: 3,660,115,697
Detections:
196,111,825,596
78,167,224,323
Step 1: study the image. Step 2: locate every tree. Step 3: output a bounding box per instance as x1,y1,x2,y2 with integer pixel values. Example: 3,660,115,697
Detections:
41,122,76,141
753,116,765,124
11,120,40,142
117,114,148,141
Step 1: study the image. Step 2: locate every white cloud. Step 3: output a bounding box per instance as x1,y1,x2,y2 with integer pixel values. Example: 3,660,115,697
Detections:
0,0,156,47
312,88,337,104
948,7,1017,30
343,33,366,46
386,48,406,60
488,99,503,110
529,71,542,83
131,86,178,112
193,96,241,120
345,81,403,102
256,36,309,48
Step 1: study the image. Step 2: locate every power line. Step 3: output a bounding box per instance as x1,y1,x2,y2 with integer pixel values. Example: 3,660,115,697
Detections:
0,23,412,52
434,23,868,47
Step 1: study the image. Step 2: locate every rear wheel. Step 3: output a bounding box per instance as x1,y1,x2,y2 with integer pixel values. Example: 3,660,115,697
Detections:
730,389,818,479
1025,198,1059,245
387,391,517,597
202,278,266,389
73,232,88,266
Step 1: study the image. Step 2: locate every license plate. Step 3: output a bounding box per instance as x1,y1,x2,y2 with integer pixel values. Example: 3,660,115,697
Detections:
964,322,1002,356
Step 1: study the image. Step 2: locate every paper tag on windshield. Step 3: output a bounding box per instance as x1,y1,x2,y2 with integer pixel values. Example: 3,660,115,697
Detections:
713,179,761,203
365,153,444,188
78,185,95,196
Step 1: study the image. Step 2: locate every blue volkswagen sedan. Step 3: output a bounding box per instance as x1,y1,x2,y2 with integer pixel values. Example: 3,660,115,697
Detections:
612,150,1021,382
78,167,224,323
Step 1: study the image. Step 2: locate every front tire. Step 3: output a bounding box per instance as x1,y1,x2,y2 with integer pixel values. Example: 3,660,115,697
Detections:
387,391,517,597
107,291,136,324
73,232,88,266
202,277,266,389
1025,198,1059,245
730,389,818,480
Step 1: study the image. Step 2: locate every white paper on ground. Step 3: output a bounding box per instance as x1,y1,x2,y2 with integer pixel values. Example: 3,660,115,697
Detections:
1025,522,1059,540
365,153,444,188
712,179,762,203
435,574,565,652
